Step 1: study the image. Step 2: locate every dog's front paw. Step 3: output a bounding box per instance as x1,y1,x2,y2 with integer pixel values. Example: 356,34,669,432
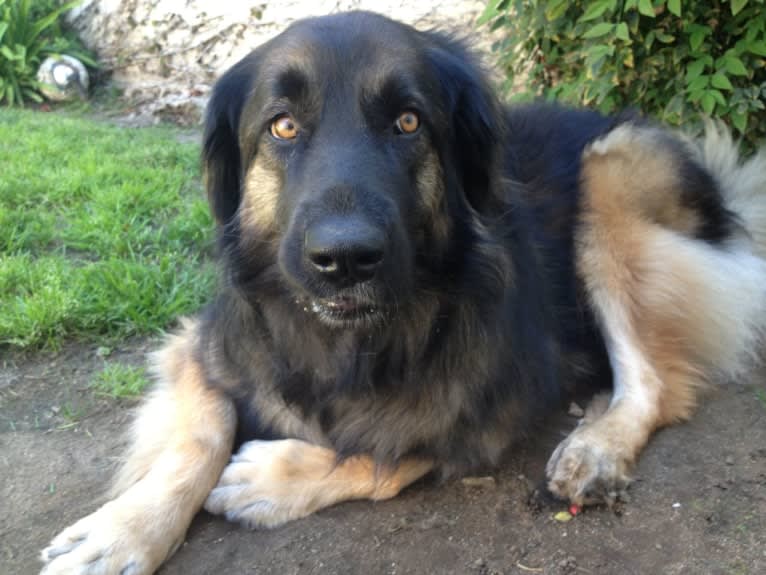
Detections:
545,422,634,506
40,500,181,575
204,439,335,529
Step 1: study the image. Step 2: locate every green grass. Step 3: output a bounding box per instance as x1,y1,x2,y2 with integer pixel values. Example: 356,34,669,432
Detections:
0,108,216,349
92,362,151,398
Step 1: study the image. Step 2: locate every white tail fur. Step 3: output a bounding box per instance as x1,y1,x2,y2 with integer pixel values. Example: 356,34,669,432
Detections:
683,123,766,378
692,122,766,258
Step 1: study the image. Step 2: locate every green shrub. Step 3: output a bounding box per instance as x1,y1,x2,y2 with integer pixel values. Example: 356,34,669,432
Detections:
0,0,95,105
481,0,766,147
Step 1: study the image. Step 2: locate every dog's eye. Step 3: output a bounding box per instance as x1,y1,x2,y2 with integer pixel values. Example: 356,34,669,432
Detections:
270,114,299,140
395,111,420,135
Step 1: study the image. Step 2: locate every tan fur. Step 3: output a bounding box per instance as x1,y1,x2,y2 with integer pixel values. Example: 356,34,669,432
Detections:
547,124,766,504
586,125,702,236
578,133,705,424
204,438,433,529
417,150,450,245
41,321,237,575
240,158,281,235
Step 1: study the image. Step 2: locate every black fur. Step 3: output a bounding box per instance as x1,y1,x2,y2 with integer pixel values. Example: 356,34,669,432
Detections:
195,11,735,474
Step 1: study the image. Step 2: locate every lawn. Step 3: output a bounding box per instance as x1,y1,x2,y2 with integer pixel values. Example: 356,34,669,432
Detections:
0,108,216,350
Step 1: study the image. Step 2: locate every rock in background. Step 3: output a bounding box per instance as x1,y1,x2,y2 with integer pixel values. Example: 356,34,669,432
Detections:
69,0,488,124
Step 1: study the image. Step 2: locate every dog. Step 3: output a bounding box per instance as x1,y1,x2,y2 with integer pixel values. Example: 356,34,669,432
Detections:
40,11,766,575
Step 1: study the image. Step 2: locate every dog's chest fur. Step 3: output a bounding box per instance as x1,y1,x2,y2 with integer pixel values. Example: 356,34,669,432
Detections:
201,280,558,474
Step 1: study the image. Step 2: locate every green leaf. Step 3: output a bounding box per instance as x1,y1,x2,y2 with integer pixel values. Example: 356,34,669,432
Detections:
545,0,570,21
701,92,716,115
690,28,709,51
638,0,655,18
656,32,676,44
0,44,20,61
711,73,733,90
5,83,15,106
30,0,82,41
731,0,749,16
582,23,614,39
725,55,749,76
731,110,748,132
709,89,726,106
748,41,766,56
586,44,616,59
668,0,682,16
579,0,612,22
687,75,710,92
0,22,8,44
686,59,707,81
616,22,631,41
477,0,507,25
645,30,656,49
24,88,43,103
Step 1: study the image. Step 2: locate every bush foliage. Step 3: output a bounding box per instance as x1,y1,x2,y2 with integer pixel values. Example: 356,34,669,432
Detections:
481,0,766,147
0,0,94,105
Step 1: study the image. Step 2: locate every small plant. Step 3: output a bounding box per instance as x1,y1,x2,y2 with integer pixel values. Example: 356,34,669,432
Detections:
0,0,94,105
481,0,766,148
92,362,151,399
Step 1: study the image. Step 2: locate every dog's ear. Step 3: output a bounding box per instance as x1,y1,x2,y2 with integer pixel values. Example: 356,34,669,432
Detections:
423,33,504,212
203,52,260,226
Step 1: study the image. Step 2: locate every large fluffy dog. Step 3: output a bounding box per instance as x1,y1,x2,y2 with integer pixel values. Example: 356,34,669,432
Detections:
41,11,766,575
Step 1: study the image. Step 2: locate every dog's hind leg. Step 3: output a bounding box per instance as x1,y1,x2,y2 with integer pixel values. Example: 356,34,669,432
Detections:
546,124,766,505
41,320,236,575
204,439,434,529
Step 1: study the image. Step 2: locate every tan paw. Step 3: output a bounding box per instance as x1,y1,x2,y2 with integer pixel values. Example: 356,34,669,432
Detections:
545,423,634,506
204,439,335,529
40,500,180,575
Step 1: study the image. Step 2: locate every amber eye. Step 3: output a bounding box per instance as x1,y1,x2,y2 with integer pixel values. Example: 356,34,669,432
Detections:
270,114,299,140
395,111,420,134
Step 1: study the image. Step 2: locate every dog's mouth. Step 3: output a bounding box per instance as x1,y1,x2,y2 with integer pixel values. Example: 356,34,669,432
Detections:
303,295,385,327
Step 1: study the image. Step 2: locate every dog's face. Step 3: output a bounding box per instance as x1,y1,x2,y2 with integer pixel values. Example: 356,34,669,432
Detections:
204,12,501,329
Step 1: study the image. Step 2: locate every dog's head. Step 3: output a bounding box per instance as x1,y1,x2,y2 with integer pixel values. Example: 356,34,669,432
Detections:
204,11,503,329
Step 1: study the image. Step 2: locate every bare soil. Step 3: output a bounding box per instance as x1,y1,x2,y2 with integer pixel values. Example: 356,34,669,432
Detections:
2,340,765,575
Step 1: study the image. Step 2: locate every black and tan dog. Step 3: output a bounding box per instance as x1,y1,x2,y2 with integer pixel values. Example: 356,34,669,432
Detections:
41,11,766,575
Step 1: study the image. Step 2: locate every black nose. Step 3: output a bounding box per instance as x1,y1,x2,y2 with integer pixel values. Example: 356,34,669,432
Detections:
305,217,386,284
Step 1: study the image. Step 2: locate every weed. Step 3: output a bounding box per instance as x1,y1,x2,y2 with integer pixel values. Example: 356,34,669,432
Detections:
92,362,150,398
59,402,83,423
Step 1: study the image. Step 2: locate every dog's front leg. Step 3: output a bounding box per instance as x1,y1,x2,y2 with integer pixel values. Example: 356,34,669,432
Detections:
41,322,236,575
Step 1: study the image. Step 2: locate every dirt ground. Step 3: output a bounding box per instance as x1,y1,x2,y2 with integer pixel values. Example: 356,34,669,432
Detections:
2,339,765,575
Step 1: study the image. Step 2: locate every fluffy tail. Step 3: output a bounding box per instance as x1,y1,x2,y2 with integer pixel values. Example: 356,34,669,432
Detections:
694,122,766,258
682,123,766,379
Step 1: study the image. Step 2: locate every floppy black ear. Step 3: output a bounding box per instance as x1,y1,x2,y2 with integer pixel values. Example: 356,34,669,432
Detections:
423,33,504,212
203,52,260,226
